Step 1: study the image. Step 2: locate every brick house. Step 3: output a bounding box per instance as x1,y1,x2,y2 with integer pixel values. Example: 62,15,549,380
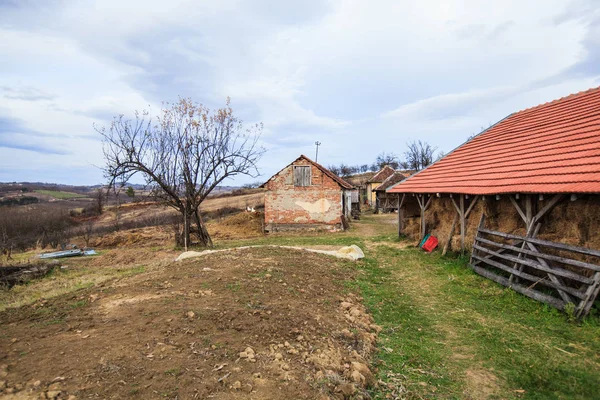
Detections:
262,155,356,232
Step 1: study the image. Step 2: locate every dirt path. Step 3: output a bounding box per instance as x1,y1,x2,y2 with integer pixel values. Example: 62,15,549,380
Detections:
0,247,379,399
381,249,504,399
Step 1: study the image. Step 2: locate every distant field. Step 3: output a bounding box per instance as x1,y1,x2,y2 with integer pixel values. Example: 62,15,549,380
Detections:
35,190,88,199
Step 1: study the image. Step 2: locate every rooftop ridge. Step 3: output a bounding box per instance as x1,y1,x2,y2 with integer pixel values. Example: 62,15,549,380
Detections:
513,86,600,116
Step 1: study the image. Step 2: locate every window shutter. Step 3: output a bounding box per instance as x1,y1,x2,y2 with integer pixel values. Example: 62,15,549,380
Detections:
294,166,311,186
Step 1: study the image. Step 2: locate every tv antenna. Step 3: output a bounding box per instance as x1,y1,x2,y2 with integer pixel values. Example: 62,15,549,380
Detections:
315,141,321,162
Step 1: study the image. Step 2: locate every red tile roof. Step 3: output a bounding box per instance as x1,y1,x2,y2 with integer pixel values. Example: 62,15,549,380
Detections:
388,87,600,195
368,165,396,183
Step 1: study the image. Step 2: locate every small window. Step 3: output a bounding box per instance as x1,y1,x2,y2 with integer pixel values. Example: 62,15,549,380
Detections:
293,166,311,186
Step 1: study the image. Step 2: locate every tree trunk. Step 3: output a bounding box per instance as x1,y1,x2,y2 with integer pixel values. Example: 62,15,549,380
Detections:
193,209,213,247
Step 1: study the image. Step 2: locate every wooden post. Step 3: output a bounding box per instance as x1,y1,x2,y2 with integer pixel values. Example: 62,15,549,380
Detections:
420,196,426,241
460,194,465,253
416,194,432,241
397,193,406,237
442,213,458,256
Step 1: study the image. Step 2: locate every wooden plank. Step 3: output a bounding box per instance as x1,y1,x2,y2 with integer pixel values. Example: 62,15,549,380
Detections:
471,254,586,299
476,237,600,274
479,229,600,259
473,244,593,284
470,213,486,265
471,264,566,310
579,272,600,318
524,241,575,305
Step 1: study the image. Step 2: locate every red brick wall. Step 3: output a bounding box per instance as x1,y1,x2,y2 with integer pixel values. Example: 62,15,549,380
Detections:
264,159,343,226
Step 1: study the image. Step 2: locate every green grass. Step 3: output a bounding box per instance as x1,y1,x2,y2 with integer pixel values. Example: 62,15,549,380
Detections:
35,190,87,199
353,242,600,399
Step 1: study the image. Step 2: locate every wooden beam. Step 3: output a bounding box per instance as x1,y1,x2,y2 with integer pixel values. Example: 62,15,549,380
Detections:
509,196,527,224
464,195,480,219
442,213,458,256
533,194,563,223
424,195,433,211
450,196,460,215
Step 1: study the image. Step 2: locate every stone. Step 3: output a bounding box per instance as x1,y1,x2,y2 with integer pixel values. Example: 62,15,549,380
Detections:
340,301,353,310
0,380,6,390
46,391,61,400
274,352,283,360
349,308,362,317
340,383,356,396
232,381,241,390
351,362,374,385
186,311,195,319
340,328,353,339
351,370,365,385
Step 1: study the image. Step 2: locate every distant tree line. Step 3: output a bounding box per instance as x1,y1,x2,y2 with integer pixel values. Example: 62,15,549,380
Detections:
328,140,441,178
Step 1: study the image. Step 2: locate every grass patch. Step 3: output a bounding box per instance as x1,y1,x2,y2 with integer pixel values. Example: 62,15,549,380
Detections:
35,190,87,199
355,241,600,399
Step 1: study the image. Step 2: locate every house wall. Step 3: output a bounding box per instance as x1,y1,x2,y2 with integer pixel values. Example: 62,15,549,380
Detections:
366,182,381,205
264,158,344,231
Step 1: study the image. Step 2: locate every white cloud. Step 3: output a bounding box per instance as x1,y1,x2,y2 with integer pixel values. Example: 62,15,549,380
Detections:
0,0,598,185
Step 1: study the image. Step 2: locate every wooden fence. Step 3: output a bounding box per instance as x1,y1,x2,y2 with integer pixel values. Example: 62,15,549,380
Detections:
470,215,600,319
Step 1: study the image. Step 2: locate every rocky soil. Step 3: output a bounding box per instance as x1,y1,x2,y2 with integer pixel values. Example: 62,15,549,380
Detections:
0,247,379,399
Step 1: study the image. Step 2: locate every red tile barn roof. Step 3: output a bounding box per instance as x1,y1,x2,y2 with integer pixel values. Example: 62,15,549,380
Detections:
388,87,600,195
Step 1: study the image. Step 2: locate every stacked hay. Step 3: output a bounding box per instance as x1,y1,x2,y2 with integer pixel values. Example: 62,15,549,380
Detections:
401,195,600,253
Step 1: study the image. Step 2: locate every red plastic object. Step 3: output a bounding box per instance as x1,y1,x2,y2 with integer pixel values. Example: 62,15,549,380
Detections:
422,235,438,252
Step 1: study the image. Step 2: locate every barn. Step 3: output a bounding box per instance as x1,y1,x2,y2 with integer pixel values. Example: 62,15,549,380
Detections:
387,87,600,318
365,166,395,206
262,155,356,232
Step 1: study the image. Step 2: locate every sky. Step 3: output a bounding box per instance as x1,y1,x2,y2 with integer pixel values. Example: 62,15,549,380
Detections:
0,0,599,186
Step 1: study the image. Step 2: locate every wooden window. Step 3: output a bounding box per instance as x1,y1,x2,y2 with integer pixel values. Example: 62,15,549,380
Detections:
293,166,311,186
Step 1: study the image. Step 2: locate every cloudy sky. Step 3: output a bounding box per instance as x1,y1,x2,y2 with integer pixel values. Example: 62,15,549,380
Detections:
1,0,599,185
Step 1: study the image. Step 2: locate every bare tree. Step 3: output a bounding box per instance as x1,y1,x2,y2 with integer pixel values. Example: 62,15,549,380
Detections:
82,219,95,247
402,140,437,171
93,188,105,215
97,98,264,248
376,152,400,170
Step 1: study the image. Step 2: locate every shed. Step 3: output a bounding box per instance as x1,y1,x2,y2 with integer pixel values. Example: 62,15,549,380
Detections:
387,87,600,317
262,155,356,232
373,170,413,212
365,166,395,206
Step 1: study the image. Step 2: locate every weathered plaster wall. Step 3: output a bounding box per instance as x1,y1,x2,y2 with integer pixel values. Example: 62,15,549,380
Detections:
265,158,343,229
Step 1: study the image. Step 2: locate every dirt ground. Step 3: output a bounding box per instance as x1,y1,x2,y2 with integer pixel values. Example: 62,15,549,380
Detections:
0,247,379,400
